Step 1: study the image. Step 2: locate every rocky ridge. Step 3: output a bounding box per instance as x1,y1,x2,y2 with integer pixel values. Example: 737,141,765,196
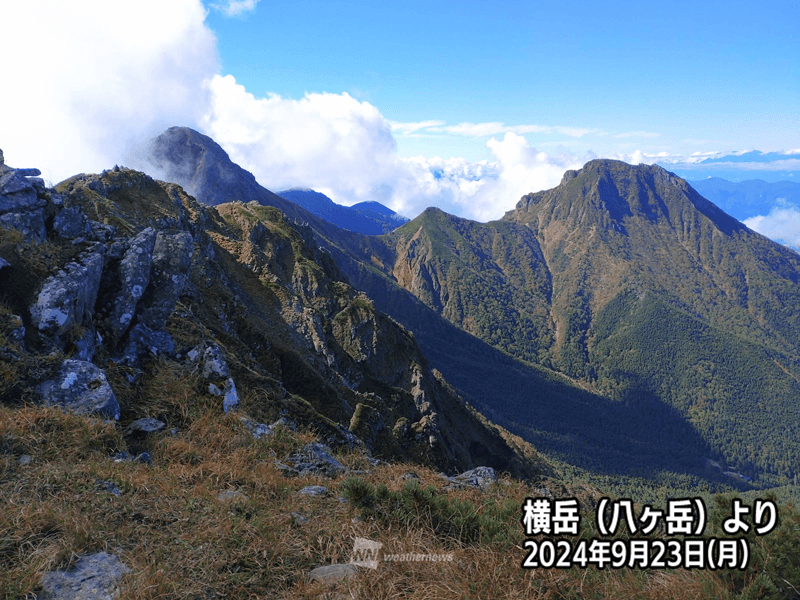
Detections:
0,148,548,479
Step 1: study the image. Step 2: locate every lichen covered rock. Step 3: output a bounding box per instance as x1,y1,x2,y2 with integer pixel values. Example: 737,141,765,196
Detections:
39,359,120,420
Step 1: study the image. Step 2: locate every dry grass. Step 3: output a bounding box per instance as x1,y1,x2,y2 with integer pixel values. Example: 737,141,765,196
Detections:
0,400,749,599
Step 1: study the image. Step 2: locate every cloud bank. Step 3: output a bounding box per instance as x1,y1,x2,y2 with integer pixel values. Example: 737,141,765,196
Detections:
744,202,800,249
0,0,218,184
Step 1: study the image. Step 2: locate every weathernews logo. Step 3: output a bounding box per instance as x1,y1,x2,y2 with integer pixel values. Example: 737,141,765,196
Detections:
350,537,453,569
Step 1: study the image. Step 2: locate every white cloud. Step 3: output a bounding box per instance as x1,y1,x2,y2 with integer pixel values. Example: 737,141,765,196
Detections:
0,0,218,183
390,120,447,134
210,0,260,17
425,122,601,138
744,202,800,248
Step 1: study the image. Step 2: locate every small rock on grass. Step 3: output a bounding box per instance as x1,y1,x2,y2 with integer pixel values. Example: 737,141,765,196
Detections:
308,563,358,584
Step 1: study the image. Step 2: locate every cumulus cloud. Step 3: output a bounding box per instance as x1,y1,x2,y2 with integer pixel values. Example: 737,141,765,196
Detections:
744,201,800,248
0,0,218,183
210,0,260,17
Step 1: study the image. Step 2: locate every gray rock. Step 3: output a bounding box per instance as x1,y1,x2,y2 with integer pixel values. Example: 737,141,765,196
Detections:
125,417,165,434
0,255,10,270
110,228,157,340
138,231,193,331
15,168,42,177
222,378,239,413
447,466,498,491
70,325,97,362
121,323,175,364
202,345,229,379
217,490,249,503
0,169,43,210
299,485,328,497
0,209,46,241
37,552,130,600
39,360,120,420
18,454,32,466
240,416,275,440
30,249,105,337
53,206,90,239
286,443,346,478
308,563,358,584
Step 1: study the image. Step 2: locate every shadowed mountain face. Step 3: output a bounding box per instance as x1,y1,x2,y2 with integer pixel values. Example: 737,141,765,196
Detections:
277,189,408,235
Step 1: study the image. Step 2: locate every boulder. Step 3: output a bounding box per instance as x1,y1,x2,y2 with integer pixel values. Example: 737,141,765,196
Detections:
30,249,105,337
39,359,120,420
37,552,130,600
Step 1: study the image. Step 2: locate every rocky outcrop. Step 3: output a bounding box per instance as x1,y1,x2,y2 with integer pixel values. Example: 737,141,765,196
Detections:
0,147,549,481
37,552,130,600
30,248,105,337
109,227,157,340
38,359,120,419
0,151,47,241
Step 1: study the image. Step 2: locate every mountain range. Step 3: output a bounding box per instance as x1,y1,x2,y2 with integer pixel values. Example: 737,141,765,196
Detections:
689,177,800,222
276,188,408,235
144,128,800,489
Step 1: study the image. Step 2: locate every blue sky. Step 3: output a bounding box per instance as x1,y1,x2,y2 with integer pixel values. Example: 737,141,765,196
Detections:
204,0,799,163
1,0,798,231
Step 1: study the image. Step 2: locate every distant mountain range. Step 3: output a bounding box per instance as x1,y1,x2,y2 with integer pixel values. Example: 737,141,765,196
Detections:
277,188,408,235
147,128,800,488
689,177,800,222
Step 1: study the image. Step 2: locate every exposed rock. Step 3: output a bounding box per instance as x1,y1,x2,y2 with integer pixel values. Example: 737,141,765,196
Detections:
121,323,175,364
217,490,249,503
286,443,346,478
18,454,32,466
0,255,9,270
110,228,157,340
125,417,165,434
38,360,120,420
0,208,46,241
444,466,498,491
202,344,229,379
308,563,358,584
37,552,130,600
53,206,91,239
222,377,239,413
299,485,328,497
138,231,193,331
30,249,105,337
